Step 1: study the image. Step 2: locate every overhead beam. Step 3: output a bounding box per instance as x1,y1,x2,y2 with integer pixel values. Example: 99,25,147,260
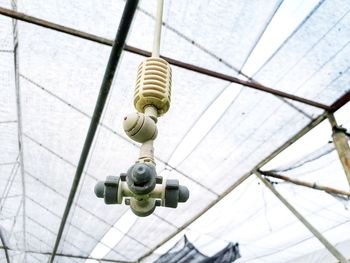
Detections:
260,171,350,197
138,112,329,261
255,170,348,263
0,6,331,111
2,4,350,262
48,1,139,262
329,90,350,113
138,90,350,260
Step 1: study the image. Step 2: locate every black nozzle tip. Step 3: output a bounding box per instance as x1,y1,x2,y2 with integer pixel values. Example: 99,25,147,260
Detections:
94,181,105,198
178,185,189,202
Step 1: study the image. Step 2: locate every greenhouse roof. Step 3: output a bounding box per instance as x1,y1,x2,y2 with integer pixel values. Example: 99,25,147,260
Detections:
0,0,350,262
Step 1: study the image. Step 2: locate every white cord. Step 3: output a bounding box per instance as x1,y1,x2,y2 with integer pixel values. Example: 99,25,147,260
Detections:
152,0,164,57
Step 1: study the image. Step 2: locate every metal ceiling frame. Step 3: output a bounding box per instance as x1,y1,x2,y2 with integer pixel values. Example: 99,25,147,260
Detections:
138,91,350,261
255,170,348,263
137,112,328,261
260,170,350,197
0,6,331,111
0,2,350,263
47,0,139,262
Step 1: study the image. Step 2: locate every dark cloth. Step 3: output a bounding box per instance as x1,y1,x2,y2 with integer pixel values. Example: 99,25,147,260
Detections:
153,235,240,263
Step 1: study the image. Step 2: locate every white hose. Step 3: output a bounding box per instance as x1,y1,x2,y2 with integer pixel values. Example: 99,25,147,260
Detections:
152,0,164,57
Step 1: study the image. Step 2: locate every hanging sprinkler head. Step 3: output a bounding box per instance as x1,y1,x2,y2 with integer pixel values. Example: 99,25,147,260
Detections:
94,0,189,217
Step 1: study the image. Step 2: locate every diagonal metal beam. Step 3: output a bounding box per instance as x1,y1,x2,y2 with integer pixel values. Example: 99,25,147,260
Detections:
0,228,10,263
260,170,350,197
138,111,329,261
48,1,139,262
329,90,350,113
255,170,348,263
0,6,331,111
138,91,350,261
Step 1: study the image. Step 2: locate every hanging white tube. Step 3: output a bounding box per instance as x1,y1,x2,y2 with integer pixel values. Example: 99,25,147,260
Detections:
152,0,164,57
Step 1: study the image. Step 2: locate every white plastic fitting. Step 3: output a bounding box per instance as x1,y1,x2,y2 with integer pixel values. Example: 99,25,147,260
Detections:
95,0,190,218
123,112,157,143
138,140,155,163
134,57,172,116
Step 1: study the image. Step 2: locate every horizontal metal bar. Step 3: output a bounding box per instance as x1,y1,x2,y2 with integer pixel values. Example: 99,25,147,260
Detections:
154,55,331,110
0,6,331,111
329,90,350,113
141,106,344,260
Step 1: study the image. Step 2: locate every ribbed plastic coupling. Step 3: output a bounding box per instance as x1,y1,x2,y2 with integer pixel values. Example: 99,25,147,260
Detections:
134,57,172,116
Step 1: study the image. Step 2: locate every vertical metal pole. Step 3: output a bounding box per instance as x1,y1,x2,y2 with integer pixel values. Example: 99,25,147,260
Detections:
254,170,349,263
10,0,27,261
328,113,350,186
48,1,139,262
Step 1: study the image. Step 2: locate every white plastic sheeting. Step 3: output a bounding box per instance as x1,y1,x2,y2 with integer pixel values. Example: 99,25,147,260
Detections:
0,0,349,262
174,104,350,263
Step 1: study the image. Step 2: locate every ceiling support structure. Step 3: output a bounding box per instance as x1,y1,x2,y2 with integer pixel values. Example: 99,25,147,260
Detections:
1,4,350,262
260,171,350,197
138,112,329,262
329,90,350,113
254,170,349,263
0,6,331,111
139,90,350,261
328,113,350,187
48,1,139,262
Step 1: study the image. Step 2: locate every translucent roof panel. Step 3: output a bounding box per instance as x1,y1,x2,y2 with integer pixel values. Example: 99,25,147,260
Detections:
147,108,350,263
177,87,322,195
254,0,350,105
0,0,350,262
141,0,283,74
